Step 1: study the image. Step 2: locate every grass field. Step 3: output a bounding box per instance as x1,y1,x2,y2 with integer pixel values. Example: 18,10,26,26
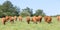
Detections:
0,17,60,30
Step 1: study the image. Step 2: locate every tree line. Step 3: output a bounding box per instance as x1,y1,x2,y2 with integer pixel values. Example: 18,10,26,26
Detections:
0,1,46,17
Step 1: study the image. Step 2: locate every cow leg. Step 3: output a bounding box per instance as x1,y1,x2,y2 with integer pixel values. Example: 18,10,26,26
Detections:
39,19,42,23
3,20,6,25
36,22,37,24
4,22,6,25
15,18,17,21
19,19,22,22
34,21,37,24
27,20,30,24
19,20,22,22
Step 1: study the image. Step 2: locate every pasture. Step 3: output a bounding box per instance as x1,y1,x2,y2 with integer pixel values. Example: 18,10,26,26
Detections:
0,17,60,30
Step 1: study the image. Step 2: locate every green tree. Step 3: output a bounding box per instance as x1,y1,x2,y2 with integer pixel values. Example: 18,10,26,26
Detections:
20,11,30,17
34,9,46,16
20,7,33,17
0,1,20,17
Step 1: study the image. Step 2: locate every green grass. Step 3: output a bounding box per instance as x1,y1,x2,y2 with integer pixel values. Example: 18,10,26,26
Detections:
0,17,60,30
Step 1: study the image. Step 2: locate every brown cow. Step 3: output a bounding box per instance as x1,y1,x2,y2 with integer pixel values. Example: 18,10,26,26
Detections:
47,16,52,23
44,16,49,22
14,16,17,21
32,16,37,24
2,17,6,25
9,16,14,23
26,16,30,24
35,17,39,22
18,16,22,21
37,16,42,22
44,16,52,23
57,16,60,21
5,16,9,22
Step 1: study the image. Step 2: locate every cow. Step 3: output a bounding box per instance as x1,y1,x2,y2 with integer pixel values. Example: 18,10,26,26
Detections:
57,16,60,21
44,16,49,22
37,16,42,22
2,17,6,25
44,16,52,23
18,16,22,21
35,17,39,22
26,16,30,24
14,16,17,21
5,16,9,22
9,16,14,23
32,16,37,24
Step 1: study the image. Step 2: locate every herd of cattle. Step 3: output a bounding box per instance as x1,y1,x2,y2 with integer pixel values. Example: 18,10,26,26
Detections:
1,16,60,25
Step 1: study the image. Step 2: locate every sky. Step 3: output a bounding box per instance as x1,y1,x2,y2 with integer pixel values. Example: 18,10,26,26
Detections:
0,0,60,16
